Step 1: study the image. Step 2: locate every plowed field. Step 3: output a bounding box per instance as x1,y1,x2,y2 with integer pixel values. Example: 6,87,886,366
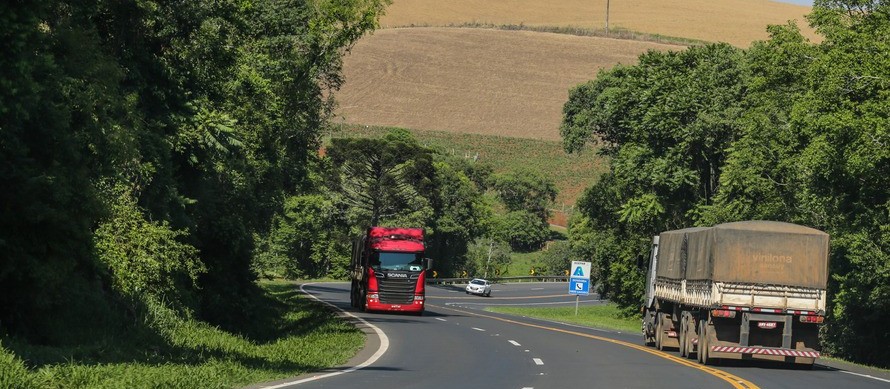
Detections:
335,27,680,140
332,1,818,207
380,0,817,47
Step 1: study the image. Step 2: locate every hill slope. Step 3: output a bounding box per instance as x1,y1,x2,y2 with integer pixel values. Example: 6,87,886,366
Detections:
380,0,817,47
335,27,680,140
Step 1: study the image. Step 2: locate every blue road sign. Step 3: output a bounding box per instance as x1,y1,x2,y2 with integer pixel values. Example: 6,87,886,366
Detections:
569,277,590,296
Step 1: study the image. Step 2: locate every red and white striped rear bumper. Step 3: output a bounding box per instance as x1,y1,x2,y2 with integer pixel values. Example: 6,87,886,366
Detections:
711,346,820,358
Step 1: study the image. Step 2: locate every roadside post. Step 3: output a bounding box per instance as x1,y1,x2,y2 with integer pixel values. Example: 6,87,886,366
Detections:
568,261,591,315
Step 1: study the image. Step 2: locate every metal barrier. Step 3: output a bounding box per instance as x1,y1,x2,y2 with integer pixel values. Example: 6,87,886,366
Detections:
427,276,569,285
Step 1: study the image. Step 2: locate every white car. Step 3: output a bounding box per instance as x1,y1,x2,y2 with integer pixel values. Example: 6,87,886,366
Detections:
465,278,492,297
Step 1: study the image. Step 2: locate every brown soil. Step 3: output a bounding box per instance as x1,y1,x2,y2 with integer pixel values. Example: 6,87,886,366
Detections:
335,27,679,140
380,0,818,48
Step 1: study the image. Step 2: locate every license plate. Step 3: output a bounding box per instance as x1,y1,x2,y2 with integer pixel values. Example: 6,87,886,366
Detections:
757,322,777,329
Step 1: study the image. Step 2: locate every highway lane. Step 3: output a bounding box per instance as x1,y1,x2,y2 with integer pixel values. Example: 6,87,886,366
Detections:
255,282,890,389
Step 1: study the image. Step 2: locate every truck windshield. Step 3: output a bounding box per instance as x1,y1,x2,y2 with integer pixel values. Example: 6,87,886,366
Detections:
371,252,423,272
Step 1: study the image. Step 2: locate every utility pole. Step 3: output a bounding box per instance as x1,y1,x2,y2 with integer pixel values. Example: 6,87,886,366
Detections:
484,238,493,278
605,0,610,34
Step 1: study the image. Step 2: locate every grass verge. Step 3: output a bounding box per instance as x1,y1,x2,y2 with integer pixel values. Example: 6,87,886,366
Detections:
506,251,543,277
487,303,640,333
400,23,709,47
1,281,363,389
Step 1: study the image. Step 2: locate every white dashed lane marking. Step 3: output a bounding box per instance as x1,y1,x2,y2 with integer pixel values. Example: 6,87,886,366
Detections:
509,340,521,346
533,358,544,365
435,318,447,322
472,327,486,332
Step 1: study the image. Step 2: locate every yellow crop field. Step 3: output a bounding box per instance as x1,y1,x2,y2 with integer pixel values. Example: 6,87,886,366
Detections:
380,0,817,48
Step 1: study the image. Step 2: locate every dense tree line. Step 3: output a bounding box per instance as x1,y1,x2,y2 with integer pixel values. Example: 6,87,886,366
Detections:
561,0,889,367
252,128,560,281
1,0,560,353
1,0,385,343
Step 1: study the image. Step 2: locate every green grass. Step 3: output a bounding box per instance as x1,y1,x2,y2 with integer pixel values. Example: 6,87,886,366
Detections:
1,281,363,389
328,124,608,207
820,356,890,373
487,303,640,333
500,227,567,277
506,251,543,277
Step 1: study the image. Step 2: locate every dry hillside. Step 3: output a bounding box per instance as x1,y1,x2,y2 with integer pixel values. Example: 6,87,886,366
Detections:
380,0,817,47
335,28,680,140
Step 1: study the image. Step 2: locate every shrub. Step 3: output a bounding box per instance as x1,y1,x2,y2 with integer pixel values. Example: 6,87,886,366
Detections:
94,185,205,308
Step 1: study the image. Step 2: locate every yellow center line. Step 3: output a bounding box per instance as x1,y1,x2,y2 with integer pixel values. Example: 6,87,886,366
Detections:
437,305,758,389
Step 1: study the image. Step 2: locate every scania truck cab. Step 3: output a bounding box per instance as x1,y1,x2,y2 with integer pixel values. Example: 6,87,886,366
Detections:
350,227,431,315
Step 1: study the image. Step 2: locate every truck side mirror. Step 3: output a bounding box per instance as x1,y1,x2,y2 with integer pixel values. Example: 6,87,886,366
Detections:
424,257,433,270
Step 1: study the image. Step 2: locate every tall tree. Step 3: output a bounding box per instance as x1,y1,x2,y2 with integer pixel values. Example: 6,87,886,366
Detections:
326,130,435,227
490,170,557,250
424,158,491,276
561,44,747,310
1,0,388,340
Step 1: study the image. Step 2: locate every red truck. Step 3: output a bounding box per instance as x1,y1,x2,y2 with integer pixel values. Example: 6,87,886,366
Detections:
349,227,432,315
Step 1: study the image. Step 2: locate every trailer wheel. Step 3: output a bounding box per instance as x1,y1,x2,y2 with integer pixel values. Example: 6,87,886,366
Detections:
350,284,357,308
697,319,705,364
642,310,656,346
679,316,688,357
655,315,665,351
685,318,696,360
643,329,655,347
699,319,713,365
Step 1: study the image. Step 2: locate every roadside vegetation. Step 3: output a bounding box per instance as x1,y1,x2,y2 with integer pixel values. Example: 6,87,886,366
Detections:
2,0,382,386
2,2,564,384
3,0,888,386
0,282,362,388
332,125,608,213
487,304,639,334
560,1,889,368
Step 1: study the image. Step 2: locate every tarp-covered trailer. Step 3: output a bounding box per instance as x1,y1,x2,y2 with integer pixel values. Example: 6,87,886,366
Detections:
642,221,829,367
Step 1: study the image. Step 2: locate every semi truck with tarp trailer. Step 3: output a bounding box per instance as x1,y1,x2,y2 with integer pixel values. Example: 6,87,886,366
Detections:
642,221,829,367
350,227,432,315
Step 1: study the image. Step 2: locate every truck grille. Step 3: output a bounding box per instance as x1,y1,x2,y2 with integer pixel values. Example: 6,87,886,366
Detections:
378,278,415,304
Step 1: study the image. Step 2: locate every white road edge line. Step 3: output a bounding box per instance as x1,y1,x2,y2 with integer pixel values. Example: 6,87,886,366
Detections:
472,327,486,332
509,340,521,346
533,358,544,365
838,370,890,384
257,283,390,388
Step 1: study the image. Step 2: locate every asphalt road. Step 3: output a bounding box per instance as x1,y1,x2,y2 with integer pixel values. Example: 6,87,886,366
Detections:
250,282,890,389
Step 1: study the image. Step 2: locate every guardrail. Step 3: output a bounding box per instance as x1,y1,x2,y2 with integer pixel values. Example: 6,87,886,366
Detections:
427,276,569,285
